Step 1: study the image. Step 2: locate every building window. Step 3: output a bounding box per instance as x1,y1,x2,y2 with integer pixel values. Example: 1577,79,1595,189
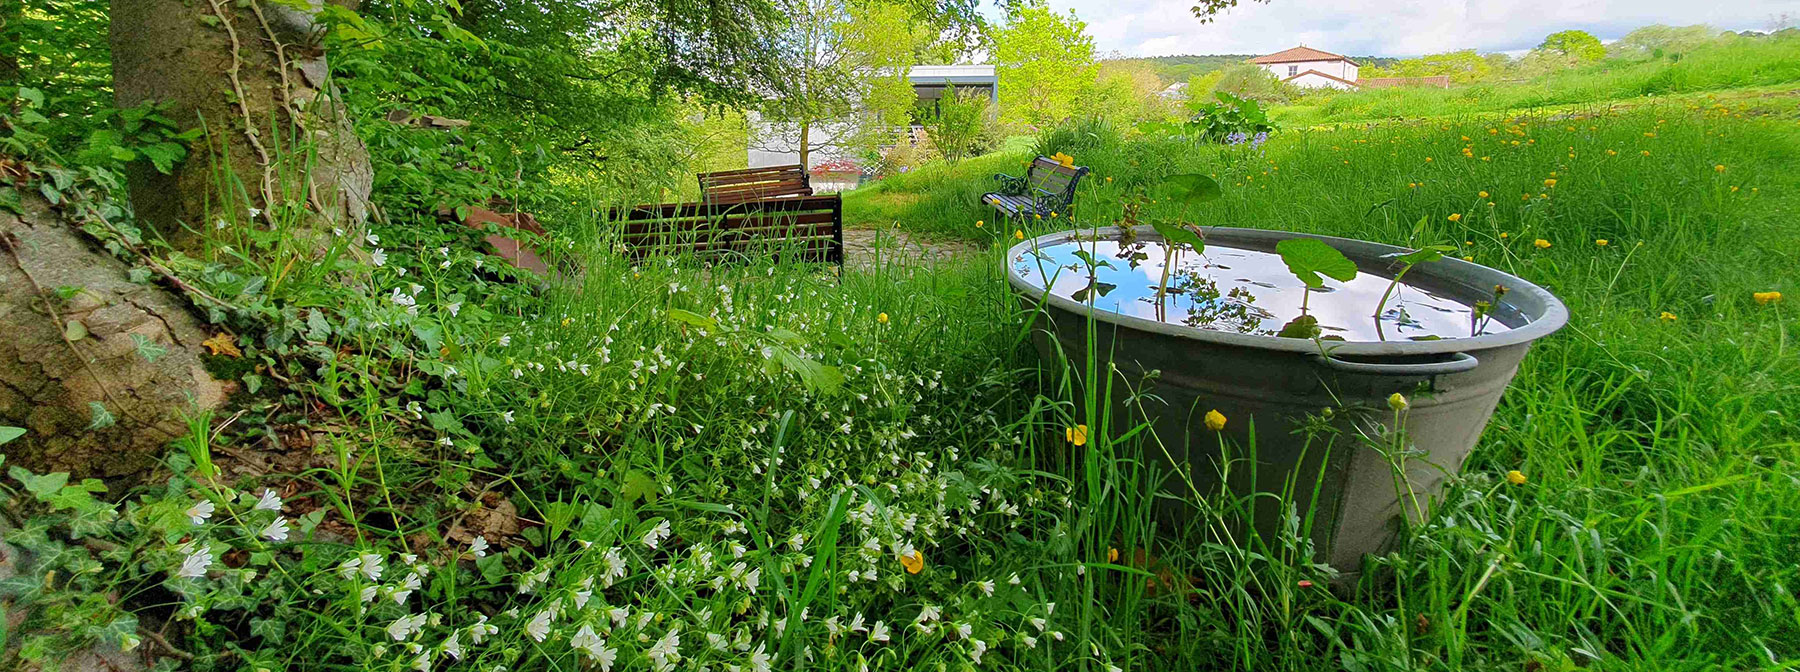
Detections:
1288,65,1298,77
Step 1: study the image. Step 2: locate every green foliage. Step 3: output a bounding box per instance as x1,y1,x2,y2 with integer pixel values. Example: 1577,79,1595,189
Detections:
1185,91,1276,143
1274,238,1357,288
1210,63,1296,103
1610,24,1725,60
917,85,993,162
1537,29,1608,63
1363,49,1493,83
992,0,1099,128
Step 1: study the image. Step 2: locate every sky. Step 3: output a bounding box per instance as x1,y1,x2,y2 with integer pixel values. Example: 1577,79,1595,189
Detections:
1030,0,1799,58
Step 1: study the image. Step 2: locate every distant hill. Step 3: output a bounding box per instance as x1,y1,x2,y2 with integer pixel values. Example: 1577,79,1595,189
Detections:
1112,54,1402,87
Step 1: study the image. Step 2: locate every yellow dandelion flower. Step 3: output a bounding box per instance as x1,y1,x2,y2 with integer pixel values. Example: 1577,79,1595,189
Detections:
1660,311,1678,322
1754,291,1782,305
1500,232,1509,239
1014,230,1025,240
1715,164,1726,173
1506,470,1527,485
1448,213,1462,222
877,312,889,324
1543,178,1557,188
1534,239,1551,249
1204,409,1226,431
1478,190,1489,198
1595,239,1609,246
976,220,984,228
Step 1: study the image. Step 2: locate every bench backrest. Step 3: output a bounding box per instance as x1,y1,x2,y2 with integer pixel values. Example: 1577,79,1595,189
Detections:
618,195,842,265
1026,157,1088,199
697,165,814,203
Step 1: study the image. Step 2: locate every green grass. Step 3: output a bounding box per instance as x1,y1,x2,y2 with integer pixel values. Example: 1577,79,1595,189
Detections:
20,74,1800,672
1274,36,1800,126
816,104,1800,669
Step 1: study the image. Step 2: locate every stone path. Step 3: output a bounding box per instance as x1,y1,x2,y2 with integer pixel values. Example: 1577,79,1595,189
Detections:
841,225,979,269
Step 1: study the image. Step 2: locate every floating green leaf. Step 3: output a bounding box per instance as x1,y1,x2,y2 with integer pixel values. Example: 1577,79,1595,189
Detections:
1276,315,1322,339
1275,238,1358,288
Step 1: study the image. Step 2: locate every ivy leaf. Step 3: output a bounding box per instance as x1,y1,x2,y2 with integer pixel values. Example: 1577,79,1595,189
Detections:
1276,238,1358,288
0,427,23,446
9,466,67,499
621,471,658,505
132,334,167,363
86,402,115,430
1162,173,1223,207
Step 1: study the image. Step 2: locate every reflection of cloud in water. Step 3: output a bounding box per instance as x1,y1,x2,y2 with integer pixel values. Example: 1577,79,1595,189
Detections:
1014,238,1513,343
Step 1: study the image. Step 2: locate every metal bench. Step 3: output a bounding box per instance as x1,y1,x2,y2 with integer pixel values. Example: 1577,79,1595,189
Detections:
697,165,814,204
983,156,1089,219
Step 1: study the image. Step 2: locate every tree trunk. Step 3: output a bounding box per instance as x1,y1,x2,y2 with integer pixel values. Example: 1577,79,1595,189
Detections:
0,192,228,482
109,0,372,251
798,120,811,171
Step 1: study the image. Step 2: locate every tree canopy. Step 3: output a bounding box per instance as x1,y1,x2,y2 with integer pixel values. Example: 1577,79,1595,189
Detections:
992,0,1099,128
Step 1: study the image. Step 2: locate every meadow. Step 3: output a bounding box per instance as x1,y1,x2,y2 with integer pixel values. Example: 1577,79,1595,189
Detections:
829,102,1800,669
1273,37,1800,126
7,27,1800,672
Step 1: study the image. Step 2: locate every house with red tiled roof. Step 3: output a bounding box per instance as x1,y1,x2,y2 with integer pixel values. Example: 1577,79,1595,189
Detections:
1250,46,1361,90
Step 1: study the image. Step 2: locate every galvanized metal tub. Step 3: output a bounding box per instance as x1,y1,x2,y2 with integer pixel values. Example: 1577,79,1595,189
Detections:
1007,225,1569,573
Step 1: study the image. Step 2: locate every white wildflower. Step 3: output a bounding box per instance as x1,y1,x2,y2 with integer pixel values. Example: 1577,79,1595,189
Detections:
387,613,428,641
392,571,422,604
185,499,215,526
469,615,498,644
177,545,213,578
642,519,671,549
442,631,463,660
260,516,290,542
371,248,388,267
341,552,385,581
748,643,772,672
525,610,553,642
469,536,489,558
975,580,994,597
570,624,605,658
254,489,282,511
870,621,890,642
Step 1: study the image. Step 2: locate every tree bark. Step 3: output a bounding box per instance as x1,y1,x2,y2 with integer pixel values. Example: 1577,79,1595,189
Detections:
0,193,227,481
109,0,372,251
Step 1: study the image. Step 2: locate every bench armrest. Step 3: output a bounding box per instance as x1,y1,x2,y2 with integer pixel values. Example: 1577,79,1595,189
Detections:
992,172,1028,195
1031,186,1072,213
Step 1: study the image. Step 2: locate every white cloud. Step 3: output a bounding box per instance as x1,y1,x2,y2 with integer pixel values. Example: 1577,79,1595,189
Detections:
1041,0,1795,58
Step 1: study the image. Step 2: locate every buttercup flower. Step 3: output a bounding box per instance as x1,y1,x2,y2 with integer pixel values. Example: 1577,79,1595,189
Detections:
1506,470,1528,485
1754,291,1782,305
1660,311,1678,322
1447,213,1462,222
1533,239,1551,249
1595,239,1609,246
1204,409,1226,431
900,549,924,574
1014,230,1025,240
877,312,889,324
1387,392,1409,412
1065,424,1088,447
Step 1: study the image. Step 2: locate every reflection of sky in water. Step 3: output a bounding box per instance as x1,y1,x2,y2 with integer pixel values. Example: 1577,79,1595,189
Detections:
1013,238,1515,342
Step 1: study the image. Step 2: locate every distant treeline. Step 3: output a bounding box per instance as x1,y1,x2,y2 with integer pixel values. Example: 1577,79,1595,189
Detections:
1108,54,1401,87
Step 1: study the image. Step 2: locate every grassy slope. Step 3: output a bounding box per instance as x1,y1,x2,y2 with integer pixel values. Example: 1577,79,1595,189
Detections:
833,101,1800,667
1275,37,1800,126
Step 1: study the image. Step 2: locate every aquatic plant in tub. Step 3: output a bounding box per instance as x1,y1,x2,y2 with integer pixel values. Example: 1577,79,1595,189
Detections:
1008,177,1568,574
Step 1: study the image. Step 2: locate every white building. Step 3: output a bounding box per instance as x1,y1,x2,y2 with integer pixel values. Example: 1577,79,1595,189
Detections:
1250,46,1360,90
748,65,998,173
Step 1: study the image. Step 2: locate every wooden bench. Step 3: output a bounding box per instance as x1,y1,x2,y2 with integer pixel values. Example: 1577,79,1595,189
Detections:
618,194,843,266
697,165,814,204
983,156,1089,219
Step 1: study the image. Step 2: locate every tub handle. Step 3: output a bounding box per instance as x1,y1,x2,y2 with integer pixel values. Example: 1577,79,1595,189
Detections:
1313,351,1480,376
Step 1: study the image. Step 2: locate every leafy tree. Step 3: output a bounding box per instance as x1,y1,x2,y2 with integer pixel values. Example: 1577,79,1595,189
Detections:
1211,63,1293,103
1609,25,1720,59
992,0,1099,128
1365,50,1492,83
917,85,991,162
1537,29,1607,63
756,0,930,169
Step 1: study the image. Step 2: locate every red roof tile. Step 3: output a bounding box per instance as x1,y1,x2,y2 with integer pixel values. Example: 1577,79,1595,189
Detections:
1250,46,1358,66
